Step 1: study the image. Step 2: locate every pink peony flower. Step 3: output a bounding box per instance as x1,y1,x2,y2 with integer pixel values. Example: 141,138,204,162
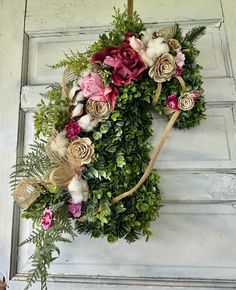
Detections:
175,50,185,67
176,66,183,76
79,72,119,110
65,121,81,139
129,36,144,52
68,200,82,218
166,94,179,110
92,43,146,87
41,209,53,230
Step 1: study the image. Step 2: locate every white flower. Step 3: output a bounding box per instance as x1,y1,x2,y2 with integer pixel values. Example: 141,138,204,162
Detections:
140,28,154,45
78,114,92,130
145,37,169,62
68,175,89,203
71,103,84,118
69,85,85,102
77,114,99,132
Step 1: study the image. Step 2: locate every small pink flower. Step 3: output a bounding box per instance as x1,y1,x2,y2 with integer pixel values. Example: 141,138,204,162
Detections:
129,36,144,52
191,90,199,99
68,200,82,218
79,72,119,110
175,50,185,67
65,121,81,139
166,94,178,110
176,66,183,76
41,209,53,230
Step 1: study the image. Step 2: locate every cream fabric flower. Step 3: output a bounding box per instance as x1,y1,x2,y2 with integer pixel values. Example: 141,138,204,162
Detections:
86,99,111,119
66,137,95,166
149,53,176,83
178,93,195,111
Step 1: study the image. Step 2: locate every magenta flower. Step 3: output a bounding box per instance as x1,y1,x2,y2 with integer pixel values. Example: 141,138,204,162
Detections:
92,43,146,87
41,209,53,230
176,66,183,76
65,121,81,139
166,94,179,110
68,200,82,218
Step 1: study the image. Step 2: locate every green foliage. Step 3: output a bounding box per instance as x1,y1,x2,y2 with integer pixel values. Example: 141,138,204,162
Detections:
183,26,206,46
76,80,162,243
10,141,53,190
50,7,144,75
153,27,206,129
34,83,71,138
22,204,76,290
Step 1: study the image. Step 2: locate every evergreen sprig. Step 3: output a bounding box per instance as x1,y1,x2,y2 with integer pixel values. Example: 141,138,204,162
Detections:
183,26,206,45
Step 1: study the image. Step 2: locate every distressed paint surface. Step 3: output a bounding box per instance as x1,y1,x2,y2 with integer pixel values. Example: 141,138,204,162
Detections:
0,0,26,280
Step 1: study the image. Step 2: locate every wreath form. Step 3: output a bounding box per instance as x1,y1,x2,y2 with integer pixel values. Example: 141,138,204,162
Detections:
11,7,206,290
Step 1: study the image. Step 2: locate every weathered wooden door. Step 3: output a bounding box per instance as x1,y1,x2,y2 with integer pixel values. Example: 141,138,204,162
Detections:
1,0,236,289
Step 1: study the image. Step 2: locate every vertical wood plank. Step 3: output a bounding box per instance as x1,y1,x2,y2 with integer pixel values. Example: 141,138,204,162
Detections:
0,0,26,280
221,0,236,77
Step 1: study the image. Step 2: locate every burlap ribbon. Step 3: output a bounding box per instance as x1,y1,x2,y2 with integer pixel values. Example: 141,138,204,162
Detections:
152,75,186,106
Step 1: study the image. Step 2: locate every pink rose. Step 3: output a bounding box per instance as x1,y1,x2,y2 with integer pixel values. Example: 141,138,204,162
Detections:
92,43,146,87
175,50,185,67
79,72,119,110
41,209,53,230
68,200,82,218
166,94,178,110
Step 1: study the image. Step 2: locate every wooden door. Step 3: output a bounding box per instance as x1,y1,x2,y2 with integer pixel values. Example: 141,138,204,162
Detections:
1,0,236,289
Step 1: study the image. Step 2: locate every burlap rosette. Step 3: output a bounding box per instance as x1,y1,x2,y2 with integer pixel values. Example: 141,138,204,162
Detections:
86,99,111,119
167,38,181,50
66,137,95,166
149,53,176,83
178,92,195,111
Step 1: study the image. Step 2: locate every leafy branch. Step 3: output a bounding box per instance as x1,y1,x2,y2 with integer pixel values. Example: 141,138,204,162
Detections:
23,205,76,290
10,141,53,190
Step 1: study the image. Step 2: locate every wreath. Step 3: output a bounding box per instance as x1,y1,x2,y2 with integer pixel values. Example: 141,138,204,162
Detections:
11,7,206,290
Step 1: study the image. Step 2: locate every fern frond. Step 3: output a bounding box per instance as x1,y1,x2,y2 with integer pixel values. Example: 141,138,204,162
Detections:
10,141,54,190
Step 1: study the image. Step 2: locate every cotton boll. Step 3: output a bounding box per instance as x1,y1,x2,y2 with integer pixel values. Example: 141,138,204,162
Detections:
77,114,92,131
84,119,99,132
68,175,89,203
69,86,85,102
68,175,84,203
75,91,85,102
146,37,169,61
71,103,84,118
140,28,154,45
69,85,80,100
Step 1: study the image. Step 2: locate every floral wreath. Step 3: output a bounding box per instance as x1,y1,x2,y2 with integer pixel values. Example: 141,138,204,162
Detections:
11,7,206,290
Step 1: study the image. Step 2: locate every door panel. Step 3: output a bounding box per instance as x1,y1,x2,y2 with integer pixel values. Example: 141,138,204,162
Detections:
3,0,236,289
